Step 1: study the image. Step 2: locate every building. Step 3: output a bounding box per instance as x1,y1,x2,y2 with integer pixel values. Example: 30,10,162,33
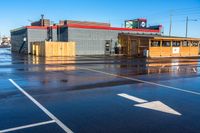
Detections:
11,26,57,53
0,36,11,47
11,17,163,55
119,33,200,57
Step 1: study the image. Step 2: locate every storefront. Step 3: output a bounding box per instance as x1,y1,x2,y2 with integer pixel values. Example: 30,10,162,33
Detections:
119,34,200,57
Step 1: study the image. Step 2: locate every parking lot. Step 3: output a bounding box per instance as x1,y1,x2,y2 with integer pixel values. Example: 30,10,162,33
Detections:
1,48,200,133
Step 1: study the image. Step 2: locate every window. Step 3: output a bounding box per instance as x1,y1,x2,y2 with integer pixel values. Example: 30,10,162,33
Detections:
162,41,171,47
172,41,181,47
182,41,190,47
191,41,199,47
151,41,160,47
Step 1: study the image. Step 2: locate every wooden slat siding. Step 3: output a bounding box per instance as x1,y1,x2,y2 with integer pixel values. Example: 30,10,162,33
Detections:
180,47,190,56
31,41,76,57
149,47,161,57
149,39,199,57
190,47,199,56
154,37,200,41
139,38,149,56
119,34,200,57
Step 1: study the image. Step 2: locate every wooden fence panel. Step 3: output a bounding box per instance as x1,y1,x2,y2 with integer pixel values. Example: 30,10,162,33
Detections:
31,41,76,57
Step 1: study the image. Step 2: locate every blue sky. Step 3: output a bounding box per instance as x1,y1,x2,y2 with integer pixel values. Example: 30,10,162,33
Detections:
1,0,200,37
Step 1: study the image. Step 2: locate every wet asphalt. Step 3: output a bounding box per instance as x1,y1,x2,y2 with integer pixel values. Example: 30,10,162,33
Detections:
1,48,200,133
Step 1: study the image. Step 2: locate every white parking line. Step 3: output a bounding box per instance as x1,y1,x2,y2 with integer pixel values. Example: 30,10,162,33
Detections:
78,67,200,96
117,93,147,103
8,79,73,133
0,120,55,133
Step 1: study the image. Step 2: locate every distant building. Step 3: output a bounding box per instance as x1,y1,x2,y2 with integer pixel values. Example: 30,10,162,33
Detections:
0,36,11,47
11,16,163,55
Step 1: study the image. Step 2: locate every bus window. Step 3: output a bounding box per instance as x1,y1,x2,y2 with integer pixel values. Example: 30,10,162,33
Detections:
151,41,160,47
191,41,198,47
172,41,181,47
182,41,190,47
162,41,171,47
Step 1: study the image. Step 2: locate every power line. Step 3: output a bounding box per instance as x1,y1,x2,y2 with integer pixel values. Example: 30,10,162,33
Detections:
143,7,200,17
171,7,200,11
172,12,200,17
100,7,200,22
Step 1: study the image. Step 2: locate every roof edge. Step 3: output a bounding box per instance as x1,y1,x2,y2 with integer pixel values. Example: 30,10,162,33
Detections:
10,26,26,32
66,24,160,33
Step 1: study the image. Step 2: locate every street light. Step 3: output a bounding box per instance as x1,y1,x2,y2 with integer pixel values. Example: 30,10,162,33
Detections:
186,16,198,37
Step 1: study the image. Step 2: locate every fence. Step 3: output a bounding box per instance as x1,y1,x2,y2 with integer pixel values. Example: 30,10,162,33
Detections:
31,41,76,57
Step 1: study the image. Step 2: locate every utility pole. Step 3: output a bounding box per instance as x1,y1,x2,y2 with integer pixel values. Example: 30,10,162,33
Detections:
186,16,188,38
185,16,197,38
169,14,172,36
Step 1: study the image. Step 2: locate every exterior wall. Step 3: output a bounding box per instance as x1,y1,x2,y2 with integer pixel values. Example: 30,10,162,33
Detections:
68,28,119,55
11,28,28,53
67,27,161,55
11,26,162,55
59,27,68,41
11,28,50,54
149,40,200,57
119,34,200,57
27,29,48,53
31,41,76,57
52,29,57,41
119,35,151,56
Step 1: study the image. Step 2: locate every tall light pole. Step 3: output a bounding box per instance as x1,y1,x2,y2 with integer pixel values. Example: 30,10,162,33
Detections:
185,16,197,37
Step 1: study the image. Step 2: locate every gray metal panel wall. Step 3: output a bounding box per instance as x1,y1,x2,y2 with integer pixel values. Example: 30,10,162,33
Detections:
11,28,28,53
52,29,57,41
27,29,48,53
68,28,119,55
59,26,68,41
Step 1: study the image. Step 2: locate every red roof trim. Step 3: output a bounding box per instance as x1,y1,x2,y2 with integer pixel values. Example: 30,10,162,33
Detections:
25,24,160,33
51,26,59,29
137,18,147,21
26,26,58,30
126,18,147,21
67,24,160,33
26,26,47,29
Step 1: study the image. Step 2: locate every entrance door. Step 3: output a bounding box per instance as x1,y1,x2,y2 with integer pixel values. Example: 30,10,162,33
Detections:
105,40,112,55
129,40,137,56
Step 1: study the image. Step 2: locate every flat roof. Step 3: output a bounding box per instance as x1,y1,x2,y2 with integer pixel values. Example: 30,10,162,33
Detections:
119,33,200,41
11,24,161,33
66,24,160,33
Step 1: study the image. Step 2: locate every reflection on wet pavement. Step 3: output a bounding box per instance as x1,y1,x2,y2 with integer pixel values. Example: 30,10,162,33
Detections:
0,48,200,76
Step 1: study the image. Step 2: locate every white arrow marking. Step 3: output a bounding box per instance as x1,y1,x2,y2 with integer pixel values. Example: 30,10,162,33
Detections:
135,101,182,116
118,93,182,116
117,93,148,103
